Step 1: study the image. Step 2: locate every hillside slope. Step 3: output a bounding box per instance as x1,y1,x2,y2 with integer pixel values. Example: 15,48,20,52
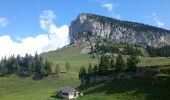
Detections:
1,45,170,100
41,45,98,72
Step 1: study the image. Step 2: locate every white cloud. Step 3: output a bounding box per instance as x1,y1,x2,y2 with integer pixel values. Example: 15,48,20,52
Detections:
102,3,113,11
40,10,56,30
89,0,121,19
40,10,70,51
156,20,165,27
0,34,49,58
149,12,165,27
0,10,70,59
101,2,121,19
0,17,8,27
152,12,165,27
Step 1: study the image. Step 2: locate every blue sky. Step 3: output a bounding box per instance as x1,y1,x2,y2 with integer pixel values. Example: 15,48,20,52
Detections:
0,0,170,58
0,0,170,38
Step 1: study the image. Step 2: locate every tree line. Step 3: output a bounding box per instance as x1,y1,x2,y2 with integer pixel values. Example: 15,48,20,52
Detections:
79,54,140,79
94,41,143,56
147,45,170,57
0,53,52,79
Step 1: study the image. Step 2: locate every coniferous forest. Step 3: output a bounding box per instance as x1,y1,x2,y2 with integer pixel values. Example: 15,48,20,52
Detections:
0,53,52,79
147,45,170,57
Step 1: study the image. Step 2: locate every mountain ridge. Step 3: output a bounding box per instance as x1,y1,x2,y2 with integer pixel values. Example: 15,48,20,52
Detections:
77,13,170,31
69,13,170,47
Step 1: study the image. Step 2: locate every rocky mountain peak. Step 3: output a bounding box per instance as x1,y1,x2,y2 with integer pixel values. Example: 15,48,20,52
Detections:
79,13,88,23
69,13,170,47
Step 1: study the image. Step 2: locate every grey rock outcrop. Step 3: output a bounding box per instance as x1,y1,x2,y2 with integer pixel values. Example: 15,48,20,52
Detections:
80,46,91,54
69,13,170,47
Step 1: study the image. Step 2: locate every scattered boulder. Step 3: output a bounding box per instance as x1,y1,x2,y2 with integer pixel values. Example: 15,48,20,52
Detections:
81,46,91,54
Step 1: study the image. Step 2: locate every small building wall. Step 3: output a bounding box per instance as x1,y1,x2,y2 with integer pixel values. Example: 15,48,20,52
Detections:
58,87,83,99
68,92,79,99
60,91,79,99
68,92,74,99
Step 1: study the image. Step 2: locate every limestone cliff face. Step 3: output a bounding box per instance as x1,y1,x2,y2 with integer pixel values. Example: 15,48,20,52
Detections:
69,13,170,46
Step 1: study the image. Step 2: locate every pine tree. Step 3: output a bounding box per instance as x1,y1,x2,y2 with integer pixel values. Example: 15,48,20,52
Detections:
93,64,98,72
0,63,4,76
34,53,46,78
79,66,86,79
34,52,39,76
0,52,52,79
99,55,106,72
16,55,21,74
44,59,52,75
88,63,93,75
7,55,15,74
23,53,32,76
115,54,126,72
99,55,109,73
127,55,140,72
110,57,115,69
104,55,110,70
39,57,47,76
55,64,60,78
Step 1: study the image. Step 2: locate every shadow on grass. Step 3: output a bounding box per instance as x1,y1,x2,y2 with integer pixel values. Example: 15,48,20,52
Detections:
50,92,63,100
78,78,170,100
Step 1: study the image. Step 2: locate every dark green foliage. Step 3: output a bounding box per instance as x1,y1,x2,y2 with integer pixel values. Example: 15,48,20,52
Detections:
65,62,71,72
44,59,52,75
93,64,98,72
123,44,142,56
88,63,93,75
115,54,126,72
55,64,60,78
98,55,105,72
110,57,115,69
94,41,120,54
127,55,140,72
99,55,110,73
0,53,52,79
94,39,143,56
34,56,46,78
21,54,32,76
147,45,170,57
5,55,17,74
79,66,87,79
0,61,7,76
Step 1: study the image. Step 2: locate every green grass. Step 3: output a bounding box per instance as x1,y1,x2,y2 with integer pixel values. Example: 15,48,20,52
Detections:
41,46,98,72
1,46,170,100
77,79,170,100
0,46,95,100
139,57,170,67
155,73,170,77
41,46,170,69
0,74,79,100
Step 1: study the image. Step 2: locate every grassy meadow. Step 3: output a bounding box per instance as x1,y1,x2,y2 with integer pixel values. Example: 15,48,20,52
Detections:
0,46,170,100
77,78,170,100
41,46,98,72
0,74,80,100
